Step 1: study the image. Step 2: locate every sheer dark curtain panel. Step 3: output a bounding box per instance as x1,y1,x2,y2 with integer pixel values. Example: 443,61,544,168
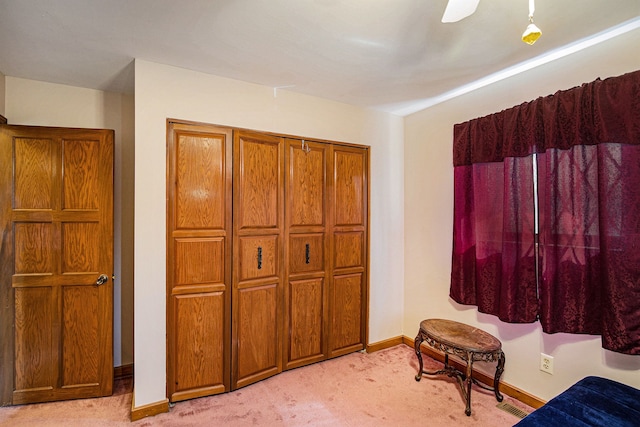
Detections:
450,70,640,354
450,158,539,323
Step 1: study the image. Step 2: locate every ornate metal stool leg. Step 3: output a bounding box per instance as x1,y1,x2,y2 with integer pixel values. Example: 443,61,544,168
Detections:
493,351,505,402
464,357,473,416
414,332,424,381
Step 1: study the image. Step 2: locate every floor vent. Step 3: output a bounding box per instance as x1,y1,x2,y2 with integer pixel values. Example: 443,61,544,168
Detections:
496,402,530,419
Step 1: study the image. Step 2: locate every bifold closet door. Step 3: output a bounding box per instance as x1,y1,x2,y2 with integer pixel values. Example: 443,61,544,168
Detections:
165,122,369,397
284,139,329,369
328,145,369,358
166,122,232,402
232,131,284,389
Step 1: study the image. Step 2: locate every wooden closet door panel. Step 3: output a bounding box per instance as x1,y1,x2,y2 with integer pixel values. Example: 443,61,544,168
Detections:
235,283,279,387
232,131,284,389
237,236,279,281
334,149,365,226
173,292,226,398
1,126,114,405
329,146,369,358
333,231,364,270
289,234,324,274
167,122,232,402
235,133,281,230
330,273,363,353
174,238,225,286
284,139,328,369
174,131,227,230
288,278,324,363
289,142,325,227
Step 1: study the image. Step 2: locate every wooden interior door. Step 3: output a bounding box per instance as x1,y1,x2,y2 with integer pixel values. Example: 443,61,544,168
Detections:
328,145,369,358
0,125,114,405
232,130,284,389
284,138,329,369
166,122,232,402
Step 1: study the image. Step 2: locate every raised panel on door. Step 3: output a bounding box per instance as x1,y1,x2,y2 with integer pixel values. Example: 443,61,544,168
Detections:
174,129,227,230
287,278,324,368
14,222,54,274
289,234,324,274
14,287,56,394
63,139,100,210
0,125,114,405
235,132,282,230
329,273,364,357
284,139,328,369
174,238,225,287
62,222,99,273
238,235,279,281
333,148,366,227
287,140,326,228
167,122,232,402
173,292,226,401
232,131,284,390
61,285,100,388
333,231,364,272
235,283,279,388
13,137,54,209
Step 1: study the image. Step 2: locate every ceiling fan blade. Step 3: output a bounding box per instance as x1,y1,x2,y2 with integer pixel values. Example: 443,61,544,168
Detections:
441,0,481,23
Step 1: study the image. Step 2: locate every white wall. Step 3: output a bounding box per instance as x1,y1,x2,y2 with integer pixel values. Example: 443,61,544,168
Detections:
133,60,405,407
4,77,135,368
404,28,640,401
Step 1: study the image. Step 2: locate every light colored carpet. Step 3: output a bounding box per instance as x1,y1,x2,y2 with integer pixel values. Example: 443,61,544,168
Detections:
0,344,532,426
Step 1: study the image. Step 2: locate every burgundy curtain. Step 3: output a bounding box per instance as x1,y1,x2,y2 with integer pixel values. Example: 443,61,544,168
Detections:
538,144,640,354
450,158,539,323
450,70,640,354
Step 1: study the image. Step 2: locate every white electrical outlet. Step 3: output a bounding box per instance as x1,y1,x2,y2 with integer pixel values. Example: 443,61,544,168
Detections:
540,353,554,374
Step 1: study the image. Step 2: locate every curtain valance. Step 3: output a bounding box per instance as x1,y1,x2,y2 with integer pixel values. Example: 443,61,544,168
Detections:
453,69,640,167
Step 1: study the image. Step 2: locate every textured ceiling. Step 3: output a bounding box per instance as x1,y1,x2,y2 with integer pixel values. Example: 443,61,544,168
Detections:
1,0,639,115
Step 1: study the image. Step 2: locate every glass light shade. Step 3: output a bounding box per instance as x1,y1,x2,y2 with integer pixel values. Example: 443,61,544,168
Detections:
522,22,542,45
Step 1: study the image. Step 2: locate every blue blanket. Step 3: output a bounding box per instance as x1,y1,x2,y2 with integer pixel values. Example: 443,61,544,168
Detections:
515,376,640,427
